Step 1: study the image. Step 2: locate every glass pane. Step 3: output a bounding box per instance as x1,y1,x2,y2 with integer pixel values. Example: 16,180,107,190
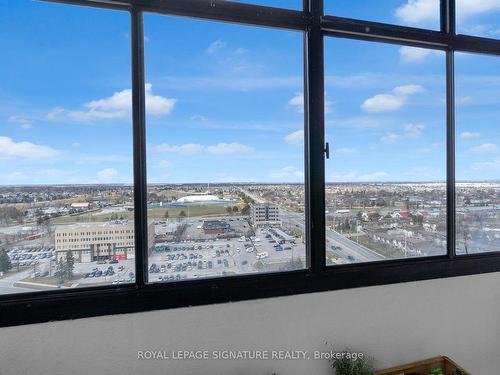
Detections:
324,0,440,30
456,53,500,255
231,0,301,9
0,1,134,295
145,15,306,283
457,1,500,38
324,38,446,265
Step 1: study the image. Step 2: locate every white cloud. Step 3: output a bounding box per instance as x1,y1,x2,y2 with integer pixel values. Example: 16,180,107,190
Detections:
461,24,500,37
395,0,440,25
154,143,204,156
399,46,433,63
328,171,390,182
328,116,383,129
75,154,130,164
361,85,423,113
0,136,59,159
359,172,390,181
143,84,177,116
153,142,253,156
288,92,304,113
97,168,118,182
325,100,334,114
470,143,499,153
380,124,425,143
381,133,401,143
8,116,33,129
284,130,304,145
460,131,480,140
157,160,172,168
404,123,426,139
458,0,500,17
363,95,405,113
48,84,176,122
402,166,443,180
1,171,30,182
418,142,443,153
269,166,304,181
392,85,423,95
206,142,254,155
457,96,472,105
214,174,253,183
190,115,207,122
72,142,81,148
471,157,500,170
288,92,332,114
334,147,357,155
207,40,226,54
396,0,500,25
159,75,301,92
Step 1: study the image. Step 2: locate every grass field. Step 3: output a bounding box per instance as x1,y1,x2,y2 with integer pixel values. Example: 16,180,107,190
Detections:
20,275,79,287
50,203,245,225
289,226,304,238
356,235,401,258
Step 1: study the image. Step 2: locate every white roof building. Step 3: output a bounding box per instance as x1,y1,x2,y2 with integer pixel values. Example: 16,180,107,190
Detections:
176,195,219,203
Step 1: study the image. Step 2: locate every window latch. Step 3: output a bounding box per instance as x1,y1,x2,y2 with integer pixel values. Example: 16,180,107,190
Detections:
324,142,330,159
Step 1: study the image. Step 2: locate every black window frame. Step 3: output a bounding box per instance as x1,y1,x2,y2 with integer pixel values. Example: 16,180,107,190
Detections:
1,0,500,327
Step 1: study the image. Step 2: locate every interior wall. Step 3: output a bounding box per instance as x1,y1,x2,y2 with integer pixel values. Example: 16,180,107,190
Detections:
1,272,499,375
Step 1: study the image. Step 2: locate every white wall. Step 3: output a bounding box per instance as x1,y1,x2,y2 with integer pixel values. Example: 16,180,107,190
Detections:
1,272,499,375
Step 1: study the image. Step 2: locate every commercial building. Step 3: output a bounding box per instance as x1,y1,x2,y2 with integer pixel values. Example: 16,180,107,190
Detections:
70,202,92,210
54,221,154,263
202,220,230,235
177,194,219,203
251,203,281,227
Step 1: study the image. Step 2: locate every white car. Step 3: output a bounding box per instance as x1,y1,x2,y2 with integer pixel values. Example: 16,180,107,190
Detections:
256,252,269,260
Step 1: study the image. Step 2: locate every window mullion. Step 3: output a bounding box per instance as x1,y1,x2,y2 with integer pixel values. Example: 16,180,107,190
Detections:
131,8,148,286
446,49,456,259
443,0,457,259
305,0,325,273
441,0,456,35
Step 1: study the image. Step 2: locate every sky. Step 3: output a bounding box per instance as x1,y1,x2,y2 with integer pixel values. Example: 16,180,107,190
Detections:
0,0,499,185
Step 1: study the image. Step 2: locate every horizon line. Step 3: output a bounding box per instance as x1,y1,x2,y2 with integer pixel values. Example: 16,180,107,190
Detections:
0,180,499,188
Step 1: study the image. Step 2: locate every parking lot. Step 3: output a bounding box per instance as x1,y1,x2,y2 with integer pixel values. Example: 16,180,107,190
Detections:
4,245,135,288
2,219,306,291
76,259,135,286
7,246,54,277
148,225,306,283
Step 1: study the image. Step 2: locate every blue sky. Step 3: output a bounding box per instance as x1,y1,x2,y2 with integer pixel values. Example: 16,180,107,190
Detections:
0,0,498,185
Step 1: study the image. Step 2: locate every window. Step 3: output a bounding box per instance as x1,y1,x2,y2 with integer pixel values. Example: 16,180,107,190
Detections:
455,53,500,255
144,15,306,282
0,1,134,295
2,0,500,327
324,39,446,265
324,0,440,30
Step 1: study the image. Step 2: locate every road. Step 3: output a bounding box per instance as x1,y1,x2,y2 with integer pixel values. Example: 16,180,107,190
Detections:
284,211,383,262
0,268,34,295
239,187,384,263
326,228,384,262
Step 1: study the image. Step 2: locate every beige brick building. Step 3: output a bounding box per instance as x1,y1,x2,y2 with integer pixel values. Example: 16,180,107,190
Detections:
54,221,154,263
